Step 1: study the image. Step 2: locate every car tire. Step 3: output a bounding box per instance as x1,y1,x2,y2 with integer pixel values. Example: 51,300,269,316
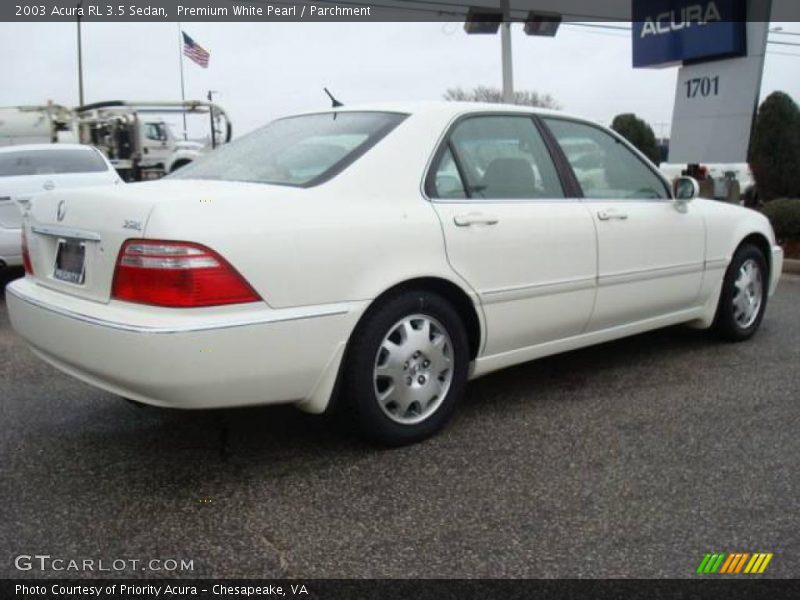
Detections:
342,291,470,446
712,243,769,342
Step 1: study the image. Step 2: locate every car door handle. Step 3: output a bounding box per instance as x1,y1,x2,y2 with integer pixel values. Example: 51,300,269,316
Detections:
597,210,628,221
453,213,500,227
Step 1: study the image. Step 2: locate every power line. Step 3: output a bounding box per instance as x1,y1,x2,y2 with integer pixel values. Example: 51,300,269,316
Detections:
768,50,800,57
768,39,800,47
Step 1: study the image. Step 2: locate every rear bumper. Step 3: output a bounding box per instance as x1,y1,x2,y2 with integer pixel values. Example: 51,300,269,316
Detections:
770,245,783,296
0,226,22,267
6,278,362,410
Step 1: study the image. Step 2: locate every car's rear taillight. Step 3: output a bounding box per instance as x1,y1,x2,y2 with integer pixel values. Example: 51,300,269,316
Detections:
21,228,33,275
111,240,261,308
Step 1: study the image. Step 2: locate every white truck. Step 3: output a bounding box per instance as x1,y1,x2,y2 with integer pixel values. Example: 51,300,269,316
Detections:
0,100,232,182
0,103,78,146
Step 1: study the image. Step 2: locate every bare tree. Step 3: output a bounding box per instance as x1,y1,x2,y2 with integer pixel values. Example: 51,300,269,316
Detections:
443,85,561,110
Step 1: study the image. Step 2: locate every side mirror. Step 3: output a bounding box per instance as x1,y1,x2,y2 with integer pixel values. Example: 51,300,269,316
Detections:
673,176,700,202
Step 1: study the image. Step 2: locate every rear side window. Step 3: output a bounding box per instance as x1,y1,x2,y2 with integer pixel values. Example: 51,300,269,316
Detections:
543,118,669,200
429,115,564,200
171,111,407,187
0,149,109,177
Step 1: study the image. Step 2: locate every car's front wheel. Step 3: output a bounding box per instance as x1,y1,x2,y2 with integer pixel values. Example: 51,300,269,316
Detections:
712,243,769,341
343,291,469,446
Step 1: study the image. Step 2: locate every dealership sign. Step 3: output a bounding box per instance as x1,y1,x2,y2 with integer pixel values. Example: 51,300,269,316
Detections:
632,0,747,68
632,0,771,164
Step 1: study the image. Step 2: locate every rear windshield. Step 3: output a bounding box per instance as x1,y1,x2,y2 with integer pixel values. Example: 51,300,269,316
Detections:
0,148,109,177
170,111,407,187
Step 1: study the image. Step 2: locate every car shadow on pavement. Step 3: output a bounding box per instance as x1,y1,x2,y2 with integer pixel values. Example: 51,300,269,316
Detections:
54,321,719,469
0,266,23,295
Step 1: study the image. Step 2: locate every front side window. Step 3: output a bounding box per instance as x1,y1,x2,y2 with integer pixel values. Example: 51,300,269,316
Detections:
0,149,109,177
431,116,564,200
544,118,669,200
170,111,407,187
144,123,167,142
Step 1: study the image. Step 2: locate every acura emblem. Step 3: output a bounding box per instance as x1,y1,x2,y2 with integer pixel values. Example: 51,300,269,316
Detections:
56,200,67,222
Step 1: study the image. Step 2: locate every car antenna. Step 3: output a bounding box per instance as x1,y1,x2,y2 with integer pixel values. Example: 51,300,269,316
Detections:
324,88,344,108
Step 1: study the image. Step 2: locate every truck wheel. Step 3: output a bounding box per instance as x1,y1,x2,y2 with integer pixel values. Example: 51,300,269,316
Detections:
170,160,192,172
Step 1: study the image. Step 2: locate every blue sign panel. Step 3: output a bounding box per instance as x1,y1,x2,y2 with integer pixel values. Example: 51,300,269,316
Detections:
632,0,747,68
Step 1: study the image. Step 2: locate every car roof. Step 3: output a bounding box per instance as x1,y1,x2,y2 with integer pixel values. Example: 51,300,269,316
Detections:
286,100,577,121
0,143,98,154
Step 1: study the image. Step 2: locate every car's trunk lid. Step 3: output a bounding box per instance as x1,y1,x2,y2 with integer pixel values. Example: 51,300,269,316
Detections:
24,179,299,304
25,183,161,303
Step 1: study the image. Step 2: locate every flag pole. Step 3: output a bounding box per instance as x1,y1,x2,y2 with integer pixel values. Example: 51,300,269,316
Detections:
177,22,188,140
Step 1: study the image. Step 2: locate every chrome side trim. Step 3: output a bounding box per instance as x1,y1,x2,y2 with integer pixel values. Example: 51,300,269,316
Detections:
32,224,102,242
704,257,729,270
6,285,348,335
598,262,704,287
480,276,596,304
479,263,705,303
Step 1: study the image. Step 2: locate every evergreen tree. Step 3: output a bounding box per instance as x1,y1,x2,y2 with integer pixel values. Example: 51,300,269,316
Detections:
748,91,800,201
611,113,661,165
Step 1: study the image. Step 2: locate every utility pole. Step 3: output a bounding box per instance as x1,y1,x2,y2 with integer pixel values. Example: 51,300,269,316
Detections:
76,1,84,105
500,0,514,103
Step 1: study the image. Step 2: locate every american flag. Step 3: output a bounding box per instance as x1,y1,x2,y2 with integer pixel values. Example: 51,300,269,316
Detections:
182,32,210,68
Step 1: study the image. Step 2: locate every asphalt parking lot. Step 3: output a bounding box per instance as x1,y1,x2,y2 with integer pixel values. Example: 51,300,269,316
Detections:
1,268,798,579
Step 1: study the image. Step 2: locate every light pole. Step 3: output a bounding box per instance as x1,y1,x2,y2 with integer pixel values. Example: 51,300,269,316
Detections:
76,1,84,105
464,7,561,104
500,0,514,103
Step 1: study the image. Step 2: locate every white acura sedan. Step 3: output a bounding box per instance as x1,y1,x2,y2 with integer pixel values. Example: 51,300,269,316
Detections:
0,144,121,268
7,103,783,445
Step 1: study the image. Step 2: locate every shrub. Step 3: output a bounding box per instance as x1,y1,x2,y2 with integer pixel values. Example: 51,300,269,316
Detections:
611,113,661,165
762,198,800,241
748,92,800,201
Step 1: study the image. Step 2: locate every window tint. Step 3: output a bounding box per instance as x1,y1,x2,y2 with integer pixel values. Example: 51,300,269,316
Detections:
0,148,109,177
432,116,564,200
431,146,467,199
544,118,669,200
171,111,406,187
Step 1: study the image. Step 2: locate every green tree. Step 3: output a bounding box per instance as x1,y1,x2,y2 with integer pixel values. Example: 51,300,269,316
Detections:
611,113,661,165
748,91,800,202
443,86,560,110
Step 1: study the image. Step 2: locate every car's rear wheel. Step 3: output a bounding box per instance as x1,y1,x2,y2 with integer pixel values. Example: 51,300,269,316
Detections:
712,243,768,341
343,291,469,446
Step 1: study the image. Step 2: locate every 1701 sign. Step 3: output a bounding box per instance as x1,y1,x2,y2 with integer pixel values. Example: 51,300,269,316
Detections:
684,75,720,98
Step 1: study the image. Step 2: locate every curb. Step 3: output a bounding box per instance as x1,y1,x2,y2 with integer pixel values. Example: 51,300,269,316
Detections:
784,259,800,275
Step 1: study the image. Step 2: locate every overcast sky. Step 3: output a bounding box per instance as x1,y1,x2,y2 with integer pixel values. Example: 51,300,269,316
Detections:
1,21,798,139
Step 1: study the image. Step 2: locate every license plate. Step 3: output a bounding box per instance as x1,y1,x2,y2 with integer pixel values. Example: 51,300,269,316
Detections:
53,239,86,284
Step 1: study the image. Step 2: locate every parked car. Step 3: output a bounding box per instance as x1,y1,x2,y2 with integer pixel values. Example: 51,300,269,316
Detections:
6,103,783,445
0,144,121,268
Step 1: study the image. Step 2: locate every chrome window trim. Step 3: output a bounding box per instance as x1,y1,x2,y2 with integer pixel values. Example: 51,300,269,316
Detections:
421,110,674,205
420,110,572,205
540,115,674,202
